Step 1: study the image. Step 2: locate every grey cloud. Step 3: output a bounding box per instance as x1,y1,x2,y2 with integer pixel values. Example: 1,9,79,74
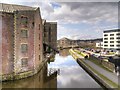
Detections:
21,2,118,40
48,2,118,24
1,1,118,40
14,1,118,25
51,0,119,2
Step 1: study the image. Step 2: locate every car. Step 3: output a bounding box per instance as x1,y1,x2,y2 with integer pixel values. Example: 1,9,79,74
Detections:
98,56,107,59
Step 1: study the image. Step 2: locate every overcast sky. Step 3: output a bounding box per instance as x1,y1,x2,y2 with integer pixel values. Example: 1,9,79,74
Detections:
0,0,119,40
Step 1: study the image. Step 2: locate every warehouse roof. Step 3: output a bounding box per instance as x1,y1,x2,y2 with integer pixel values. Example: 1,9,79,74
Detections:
0,3,37,13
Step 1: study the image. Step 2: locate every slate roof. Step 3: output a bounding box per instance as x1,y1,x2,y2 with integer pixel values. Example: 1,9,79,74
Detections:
0,3,37,13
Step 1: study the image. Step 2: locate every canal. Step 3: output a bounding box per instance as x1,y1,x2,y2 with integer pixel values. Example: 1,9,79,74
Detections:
2,49,102,89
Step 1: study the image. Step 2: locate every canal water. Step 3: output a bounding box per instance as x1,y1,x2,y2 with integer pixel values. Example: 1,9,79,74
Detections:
2,49,102,89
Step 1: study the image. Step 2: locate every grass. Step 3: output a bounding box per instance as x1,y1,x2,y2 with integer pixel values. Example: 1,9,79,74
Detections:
69,49,119,89
81,60,119,88
74,49,113,72
88,58,112,72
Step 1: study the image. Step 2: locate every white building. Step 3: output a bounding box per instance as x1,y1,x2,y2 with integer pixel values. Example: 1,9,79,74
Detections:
103,29,120,50
96,42,103,48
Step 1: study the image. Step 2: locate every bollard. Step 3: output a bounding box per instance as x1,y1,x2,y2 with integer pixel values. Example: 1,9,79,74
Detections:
116,66,120,76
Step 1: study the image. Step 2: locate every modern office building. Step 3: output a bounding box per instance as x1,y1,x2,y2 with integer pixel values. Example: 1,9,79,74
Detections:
103,29,120,50
96,42,103,48
0,3,43,81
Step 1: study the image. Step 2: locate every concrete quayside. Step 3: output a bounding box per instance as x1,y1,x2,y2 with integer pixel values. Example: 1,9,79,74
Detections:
69,49,120,89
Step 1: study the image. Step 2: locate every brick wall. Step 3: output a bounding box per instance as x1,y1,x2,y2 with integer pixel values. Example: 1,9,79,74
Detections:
2,13,14,75
43,22,57,51
34,8,43,71
0,13,2,75
0,5,44,81
14,10,36,74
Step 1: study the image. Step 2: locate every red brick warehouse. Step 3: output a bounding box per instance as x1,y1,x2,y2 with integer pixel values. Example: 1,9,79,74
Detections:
0,3,44,81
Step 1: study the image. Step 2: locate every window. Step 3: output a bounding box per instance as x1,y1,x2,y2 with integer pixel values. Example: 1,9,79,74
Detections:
104,45,108,47
21,44,28,53
39,24,40,30
117,41,120,43
32,22,34,28
110,37,114,40
104,34,108,36
44,33,46,37
110,41,114,43
21,16,28,26
110,45,114,47
39,55,40,61
117,45,120,47
116,33,120,35
117,37,120,39
39,34,40,40
21,30,28,38
21,58,28,67
44,26,49,32
104,38,108,40
104,41,108,43
39,44,40,50
110,34,114,36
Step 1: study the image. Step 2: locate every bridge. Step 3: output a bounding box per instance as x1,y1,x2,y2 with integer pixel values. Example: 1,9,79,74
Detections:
57,45,79,49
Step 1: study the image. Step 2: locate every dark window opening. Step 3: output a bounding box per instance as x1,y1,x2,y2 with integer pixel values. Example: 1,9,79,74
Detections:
110,34,114,36
21,58,28,67
110,45,114,47
110,41,114,43
21,16,28,27
32,22,34,28
21,30,28,38
21,44,28,53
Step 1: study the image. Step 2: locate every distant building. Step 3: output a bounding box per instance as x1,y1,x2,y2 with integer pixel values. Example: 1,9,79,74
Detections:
0,3,43,81
57,37,102,49
96,42,103,48
57,37,72,48
103,29,120,50
42,20,57,54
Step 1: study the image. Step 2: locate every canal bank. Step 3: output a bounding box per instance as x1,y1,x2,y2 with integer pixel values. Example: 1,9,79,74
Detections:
48,49,102,88
2,49,102,88
69,49,119,89
1,57,49,82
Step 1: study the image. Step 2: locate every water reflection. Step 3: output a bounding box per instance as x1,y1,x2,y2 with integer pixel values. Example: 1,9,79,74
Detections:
2,49,102,89
2,63,57,88
48,49,102,88
59,49,70,57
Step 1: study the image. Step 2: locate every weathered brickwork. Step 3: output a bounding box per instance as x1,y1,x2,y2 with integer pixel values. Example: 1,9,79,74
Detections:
34,8,43,73
2,13,14,75
42,20,57,54
0,3,44,81
0,12,2,78
14,10,35,74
